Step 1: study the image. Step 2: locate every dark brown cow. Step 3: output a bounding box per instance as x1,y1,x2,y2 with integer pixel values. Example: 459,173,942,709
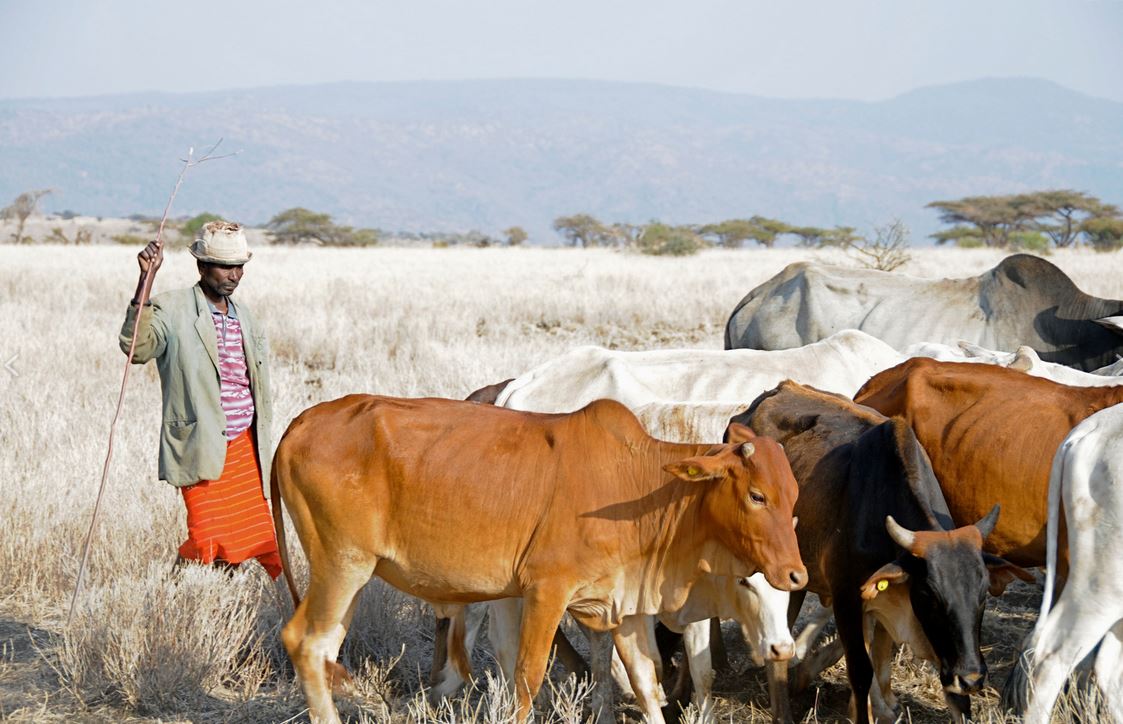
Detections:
464,378,513,404
272,396,806,723
734,382,1029,723
854,357,1123,567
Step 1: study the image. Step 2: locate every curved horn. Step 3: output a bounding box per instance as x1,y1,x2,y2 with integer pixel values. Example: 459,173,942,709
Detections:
741,442,755,458
975,504,1001,540
885,515,917,552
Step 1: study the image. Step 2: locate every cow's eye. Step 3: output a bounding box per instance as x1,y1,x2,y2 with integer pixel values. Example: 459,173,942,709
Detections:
749,490,766,506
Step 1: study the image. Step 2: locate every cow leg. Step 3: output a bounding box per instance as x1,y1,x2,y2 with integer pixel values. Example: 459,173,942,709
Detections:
682,619,716,720
552,624,590,679
281,564,372,724
708,617,730,673
865,619,899,722
655,622,685,677
610,644,635,700
1023,600,1113,724
607,618,663,703
1094,620,1123,724
431,602,488,700
766,590,807,724
834,597,874,724
488,598,524,686
485,599,588,688
429,614,450,685
613,615,667,724
791,605,836,693
585,627,617,722
512,589,570,722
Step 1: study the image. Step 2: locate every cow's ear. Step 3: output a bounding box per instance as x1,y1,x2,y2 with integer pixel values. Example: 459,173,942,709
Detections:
664,455,726,482
724,423,757,446
983,554,1035,596
860,562,909,601
1094,315,1123,337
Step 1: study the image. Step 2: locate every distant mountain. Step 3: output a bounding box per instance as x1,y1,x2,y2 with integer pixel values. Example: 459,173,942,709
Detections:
1,77,1121,243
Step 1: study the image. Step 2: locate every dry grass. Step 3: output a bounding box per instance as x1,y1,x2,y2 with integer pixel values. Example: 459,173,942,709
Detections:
1,243,1120,722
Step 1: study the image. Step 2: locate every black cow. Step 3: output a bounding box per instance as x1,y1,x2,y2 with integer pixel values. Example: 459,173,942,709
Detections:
732,381,1027,723
724,254,1123,372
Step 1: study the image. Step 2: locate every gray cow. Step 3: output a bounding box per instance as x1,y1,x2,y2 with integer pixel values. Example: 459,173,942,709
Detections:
725,254,1123,372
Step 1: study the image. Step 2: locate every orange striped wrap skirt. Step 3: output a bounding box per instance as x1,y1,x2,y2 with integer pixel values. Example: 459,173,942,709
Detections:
178,428,283,579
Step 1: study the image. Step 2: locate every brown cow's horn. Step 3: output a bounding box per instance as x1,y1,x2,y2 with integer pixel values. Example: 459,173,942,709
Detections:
974,504,1001,540
885,516,917,551
741,442,755,458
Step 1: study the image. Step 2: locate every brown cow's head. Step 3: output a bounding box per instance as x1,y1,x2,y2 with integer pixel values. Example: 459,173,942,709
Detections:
664,423,807,591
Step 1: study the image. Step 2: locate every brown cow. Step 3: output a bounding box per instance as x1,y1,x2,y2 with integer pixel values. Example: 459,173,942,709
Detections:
854,357,1123,567
272,395,806,723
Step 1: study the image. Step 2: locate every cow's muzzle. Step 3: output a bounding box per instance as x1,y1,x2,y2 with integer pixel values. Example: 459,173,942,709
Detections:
945,670,986,695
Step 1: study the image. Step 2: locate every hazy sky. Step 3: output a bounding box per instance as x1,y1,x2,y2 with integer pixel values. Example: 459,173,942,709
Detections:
2,0,1122,102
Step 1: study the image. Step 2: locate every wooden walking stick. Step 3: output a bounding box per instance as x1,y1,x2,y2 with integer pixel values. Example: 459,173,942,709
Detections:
67,140,238,627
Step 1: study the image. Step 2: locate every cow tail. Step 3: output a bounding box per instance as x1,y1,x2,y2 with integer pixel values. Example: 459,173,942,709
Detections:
271,456,302,608
1038,435,1071,625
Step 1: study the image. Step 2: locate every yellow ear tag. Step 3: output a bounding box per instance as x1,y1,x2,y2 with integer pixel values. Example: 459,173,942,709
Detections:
877,580,889,592
688,466,700,476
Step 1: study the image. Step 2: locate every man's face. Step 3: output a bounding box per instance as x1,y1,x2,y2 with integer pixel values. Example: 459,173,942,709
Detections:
198,261,246,298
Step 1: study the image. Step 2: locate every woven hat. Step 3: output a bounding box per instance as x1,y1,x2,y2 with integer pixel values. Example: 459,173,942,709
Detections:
190,221,252,264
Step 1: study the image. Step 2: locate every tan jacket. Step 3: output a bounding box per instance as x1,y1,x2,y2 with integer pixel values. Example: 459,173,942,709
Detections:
119,284,273,491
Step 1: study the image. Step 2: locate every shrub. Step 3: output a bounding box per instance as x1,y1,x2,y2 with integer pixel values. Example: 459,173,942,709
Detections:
1082,217,1123,252
1009,230,1051,254
847,219,912,271
180,212,223,242
637,223,705,256
45,226,93,245
112,234,148,245
59,564,264,715
504,226,528,247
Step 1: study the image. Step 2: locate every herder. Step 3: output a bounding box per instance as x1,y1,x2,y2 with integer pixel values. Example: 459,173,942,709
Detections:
120,221,281,578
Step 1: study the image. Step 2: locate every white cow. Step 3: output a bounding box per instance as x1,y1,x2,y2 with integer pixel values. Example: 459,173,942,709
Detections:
433,573,796,718
905,341,1123,387
437,331,903,716
497,329,905,440
1020,405,1123,724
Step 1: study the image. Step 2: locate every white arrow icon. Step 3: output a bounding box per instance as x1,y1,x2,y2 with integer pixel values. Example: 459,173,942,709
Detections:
3,354,17,377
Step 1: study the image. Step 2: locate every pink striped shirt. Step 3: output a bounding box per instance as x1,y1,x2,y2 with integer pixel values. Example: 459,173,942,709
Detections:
210,304,255,439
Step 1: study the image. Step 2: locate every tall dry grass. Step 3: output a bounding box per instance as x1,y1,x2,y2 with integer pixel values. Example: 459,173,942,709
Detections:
1,244,1120,722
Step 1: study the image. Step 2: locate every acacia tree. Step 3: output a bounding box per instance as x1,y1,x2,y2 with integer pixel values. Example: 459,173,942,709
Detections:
2,188,54,243
926,195,1035,248
745,216,792,248
553,214,613,247
1032,190,1120,248
928,190,1121,249
700,217,792,248
608,222,644,248
503,226,528,246
266,207,378,246
700,219,756,248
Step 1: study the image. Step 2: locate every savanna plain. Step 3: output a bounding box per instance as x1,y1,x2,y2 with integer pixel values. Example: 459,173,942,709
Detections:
1,244,1119,723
